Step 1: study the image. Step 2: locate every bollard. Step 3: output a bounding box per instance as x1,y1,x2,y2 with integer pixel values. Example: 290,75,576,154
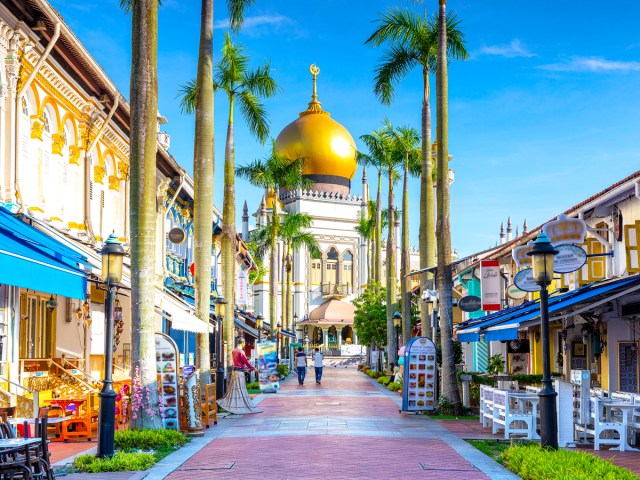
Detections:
460,374,472,409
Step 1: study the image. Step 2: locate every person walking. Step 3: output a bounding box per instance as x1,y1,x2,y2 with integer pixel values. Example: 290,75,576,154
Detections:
217,338,262,414
312,347,324,385
295,347,307,385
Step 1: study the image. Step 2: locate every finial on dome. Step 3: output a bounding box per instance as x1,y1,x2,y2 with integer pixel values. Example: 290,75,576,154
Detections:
300,64,329,117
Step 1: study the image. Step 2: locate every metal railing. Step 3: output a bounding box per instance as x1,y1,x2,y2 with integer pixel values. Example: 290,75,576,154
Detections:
0,375,39,418
321,283,352,296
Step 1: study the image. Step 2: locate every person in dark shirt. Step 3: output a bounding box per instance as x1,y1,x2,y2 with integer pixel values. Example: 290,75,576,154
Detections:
295,347,307,385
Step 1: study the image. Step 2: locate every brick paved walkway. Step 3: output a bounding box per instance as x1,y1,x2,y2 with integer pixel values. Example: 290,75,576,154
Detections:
156,365,516,480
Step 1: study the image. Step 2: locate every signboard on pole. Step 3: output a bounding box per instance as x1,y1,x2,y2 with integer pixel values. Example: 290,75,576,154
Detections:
401,337,438,413
553,244,587,273
458,295,482,313
480,260,502,311
514,268,541,292
256,341,279,391
155,333,180,430
236,269,248,305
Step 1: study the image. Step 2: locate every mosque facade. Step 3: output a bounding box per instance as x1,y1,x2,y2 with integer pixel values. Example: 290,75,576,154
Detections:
243,66,420,352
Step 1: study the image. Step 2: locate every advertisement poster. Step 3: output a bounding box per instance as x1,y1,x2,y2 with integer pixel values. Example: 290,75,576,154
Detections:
155,333,180,429
401,337,437,413
256,341,279,391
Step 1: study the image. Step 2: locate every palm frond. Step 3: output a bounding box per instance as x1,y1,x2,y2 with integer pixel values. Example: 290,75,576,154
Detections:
176,79,198,114
243,62,281,99
226,0,256,32
365,8,421,47
238,89,270,144
373,45,416,105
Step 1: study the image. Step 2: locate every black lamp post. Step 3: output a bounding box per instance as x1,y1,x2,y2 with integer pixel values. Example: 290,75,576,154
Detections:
528,232,559,449
293,313,298,341
97,233,124,458
276,321,282,364
256,314,263,343
393,311,402,348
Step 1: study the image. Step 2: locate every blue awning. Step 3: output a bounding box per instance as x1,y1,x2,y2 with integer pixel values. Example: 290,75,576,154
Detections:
234,317,258,338
0,207,88,299
457,275,640,342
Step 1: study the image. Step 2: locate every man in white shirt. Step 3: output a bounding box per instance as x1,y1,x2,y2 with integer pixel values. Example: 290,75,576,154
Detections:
312,348,324,385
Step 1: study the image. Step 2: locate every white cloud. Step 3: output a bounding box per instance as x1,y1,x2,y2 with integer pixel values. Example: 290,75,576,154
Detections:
539,56,640,73
214,14,293,32
478,39,535,58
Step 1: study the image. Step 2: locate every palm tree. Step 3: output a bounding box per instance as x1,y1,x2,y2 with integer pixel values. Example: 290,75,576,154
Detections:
387,125,421,345
365,7,467,339
354,199,376,282
236,141,312,333
436,0,462,415
180,33,279,378
359,129,394,288
122,0,161,430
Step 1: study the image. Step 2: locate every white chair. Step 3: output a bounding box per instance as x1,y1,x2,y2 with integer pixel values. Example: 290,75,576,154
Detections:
480,385,494,429
575,396,626,450
492,390,534,439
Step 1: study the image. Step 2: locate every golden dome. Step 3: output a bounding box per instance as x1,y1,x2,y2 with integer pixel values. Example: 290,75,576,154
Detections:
264,188,284,211
275,65,357,193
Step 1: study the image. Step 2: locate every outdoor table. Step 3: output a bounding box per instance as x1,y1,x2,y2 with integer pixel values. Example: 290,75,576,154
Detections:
601,402,639,452
0,437,43,479
46,398,86,415
509,393,540,440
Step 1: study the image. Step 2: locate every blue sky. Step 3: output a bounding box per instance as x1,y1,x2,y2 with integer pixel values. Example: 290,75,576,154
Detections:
52,0,640,257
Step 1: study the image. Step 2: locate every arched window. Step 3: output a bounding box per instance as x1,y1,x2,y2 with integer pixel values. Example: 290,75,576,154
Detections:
342,250,353,290
325,247,339,284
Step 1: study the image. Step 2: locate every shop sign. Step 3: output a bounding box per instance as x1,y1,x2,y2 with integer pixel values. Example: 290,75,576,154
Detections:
506,284,528,300
514,268,541,292
401,337,437,413
543,214,587,246
458,295,482,312
480,260,501,311
512,242,533,268
257,340,279,391
236,269,248,305
155,333,180,430
553,243,587,273
168,227,186,244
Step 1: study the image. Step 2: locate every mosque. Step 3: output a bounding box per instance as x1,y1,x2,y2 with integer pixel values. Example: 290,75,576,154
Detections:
242,65,420,352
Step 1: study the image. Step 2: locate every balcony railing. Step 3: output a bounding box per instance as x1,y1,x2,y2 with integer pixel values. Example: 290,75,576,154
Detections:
321,283,352,297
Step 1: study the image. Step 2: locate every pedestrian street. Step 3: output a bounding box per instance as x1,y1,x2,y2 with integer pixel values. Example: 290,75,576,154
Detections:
155,365,517,480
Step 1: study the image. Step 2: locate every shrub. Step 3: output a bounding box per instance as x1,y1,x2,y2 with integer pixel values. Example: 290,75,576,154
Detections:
501,444,638,480
246,381,260,390
72,452,155,473
487,354,505,375
277,364,289,377
388,381,402,392
378,376,392,386
114,429,187,451
362,367,371,374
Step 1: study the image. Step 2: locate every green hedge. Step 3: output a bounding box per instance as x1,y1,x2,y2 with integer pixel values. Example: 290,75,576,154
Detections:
388,381,402,392
501,445,637,480
114,429,187,451
72,452,155,473
378,376,392,386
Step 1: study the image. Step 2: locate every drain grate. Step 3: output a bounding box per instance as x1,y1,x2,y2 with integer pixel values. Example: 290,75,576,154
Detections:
419,463,478,472
180,461,236,471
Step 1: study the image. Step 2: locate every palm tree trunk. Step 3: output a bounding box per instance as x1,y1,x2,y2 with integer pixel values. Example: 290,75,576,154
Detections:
386,170,397,367
375,170,383,285
270,196,279,332
129,0,161,429
420,69,435,340
193,0,214,389
222,96,236,381
401,156,411,344
286,241,293,331
436,0,462,415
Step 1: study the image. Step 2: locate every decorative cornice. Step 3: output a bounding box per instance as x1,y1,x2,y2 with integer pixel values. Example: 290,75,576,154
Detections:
69,145,82,165
117,161,129,179
94,164,105,184
51,133,65,155
30,117,43,140
108,175,120,191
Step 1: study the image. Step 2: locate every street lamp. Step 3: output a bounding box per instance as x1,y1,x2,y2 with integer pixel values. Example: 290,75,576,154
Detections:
276,321,282,364
393,311,402,347
256,314,263,343
293,313,298,340
97,233,124,458
528,232,559,449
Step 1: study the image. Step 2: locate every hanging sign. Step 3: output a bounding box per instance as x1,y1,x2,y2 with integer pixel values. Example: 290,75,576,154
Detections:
168,227,186,244
401,337,437,413
458,295,482,313
506,284,528,300
543,214,587,246
480,260,501,311
256,340,279,391
553,244,588,273
512,242,534,268
155,333,180,430
236,269,248,305
514,268,541,292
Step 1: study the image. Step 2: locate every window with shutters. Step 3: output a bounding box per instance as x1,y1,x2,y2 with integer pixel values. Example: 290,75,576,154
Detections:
311,260,321,285
579,238,606,285
342,250,353,288
625,221,640,274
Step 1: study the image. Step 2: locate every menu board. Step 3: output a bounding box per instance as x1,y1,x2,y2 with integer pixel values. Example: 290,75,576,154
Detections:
256,340,279,391
401,337,438,412
155,333,180,429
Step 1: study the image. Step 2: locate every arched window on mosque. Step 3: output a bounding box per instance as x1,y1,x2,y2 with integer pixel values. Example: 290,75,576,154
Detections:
342,250,353,291
325,247,339,285
311,258,322,286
